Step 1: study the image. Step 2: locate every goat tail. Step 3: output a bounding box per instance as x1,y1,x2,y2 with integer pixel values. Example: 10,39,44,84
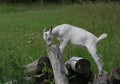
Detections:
97,33,107,43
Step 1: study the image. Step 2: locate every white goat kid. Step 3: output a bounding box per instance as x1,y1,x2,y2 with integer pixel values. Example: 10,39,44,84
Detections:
43,24,107,74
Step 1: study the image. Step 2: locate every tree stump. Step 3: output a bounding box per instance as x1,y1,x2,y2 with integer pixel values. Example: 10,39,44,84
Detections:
47,45,69,84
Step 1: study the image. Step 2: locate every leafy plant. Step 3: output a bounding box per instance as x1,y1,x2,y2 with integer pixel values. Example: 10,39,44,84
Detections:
42,66,52,74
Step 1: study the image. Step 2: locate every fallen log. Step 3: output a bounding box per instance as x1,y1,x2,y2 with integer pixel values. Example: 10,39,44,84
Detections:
65,57,93,84
24,55,94,84
24,57,53,84
24,57,52,76
93,72,109,84
65,57,91,74
24,56,94,84
24,47,110,84
24,58,39,76
47,45,69,84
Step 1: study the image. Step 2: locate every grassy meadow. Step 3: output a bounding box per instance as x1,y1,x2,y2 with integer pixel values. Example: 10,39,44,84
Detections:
0,2,120,83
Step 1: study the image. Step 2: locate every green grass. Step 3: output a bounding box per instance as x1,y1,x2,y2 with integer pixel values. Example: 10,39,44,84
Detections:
0,2,120,83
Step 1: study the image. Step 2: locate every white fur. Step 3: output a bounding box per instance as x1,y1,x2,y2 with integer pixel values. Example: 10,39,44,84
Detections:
43,24,107,73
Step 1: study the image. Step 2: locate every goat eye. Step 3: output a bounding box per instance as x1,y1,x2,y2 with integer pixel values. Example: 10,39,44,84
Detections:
45,33,47,36
48,38,51,41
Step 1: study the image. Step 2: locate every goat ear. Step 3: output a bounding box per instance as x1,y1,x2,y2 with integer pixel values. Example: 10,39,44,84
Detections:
43,27,46,32
50,26,53,34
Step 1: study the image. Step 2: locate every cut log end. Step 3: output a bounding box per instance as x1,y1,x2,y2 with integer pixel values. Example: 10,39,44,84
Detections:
75,59,91,74
65,57,91,74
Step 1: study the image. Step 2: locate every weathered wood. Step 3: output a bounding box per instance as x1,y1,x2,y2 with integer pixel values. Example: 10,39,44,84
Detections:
109,67,120,84
24,58,39,76
24,56,93,84
24,53,114,84
37,57,51,69
65,57,94,84
24,57,53,84
93,73,109,84
65,57,91,74
47,45,69,84
24,57,52,76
